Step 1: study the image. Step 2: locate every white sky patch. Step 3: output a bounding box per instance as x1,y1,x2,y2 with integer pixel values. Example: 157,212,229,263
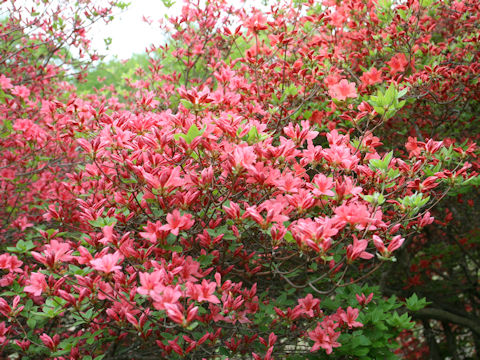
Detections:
89,0,182,60
88,0,275,60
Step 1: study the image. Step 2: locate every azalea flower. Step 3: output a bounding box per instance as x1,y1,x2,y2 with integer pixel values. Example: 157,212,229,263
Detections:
159,210,194,236
346,236,374,262
328,79,358,101
196,280,220,304
11,85,30,99
310,174,335,197
298,294,320,317
244,12,268,35
308,321,341,354
373,235,405,255
0,74,12,90
360,67,382,86
387,53,408,74
232,145,257,171
334,202,371,228
337,307,363,328
90,252,123,274
137,270,166,297
151,285,182,310
24,272,48,296
31,239,73,268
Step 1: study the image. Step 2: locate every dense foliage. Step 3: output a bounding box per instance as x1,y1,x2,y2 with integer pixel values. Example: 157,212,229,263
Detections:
0,0,479,359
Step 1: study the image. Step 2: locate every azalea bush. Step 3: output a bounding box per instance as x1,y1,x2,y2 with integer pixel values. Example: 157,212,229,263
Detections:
0,0,479,359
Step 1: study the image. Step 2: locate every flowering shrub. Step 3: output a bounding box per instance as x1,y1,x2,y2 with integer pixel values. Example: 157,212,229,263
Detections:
0,0,479,359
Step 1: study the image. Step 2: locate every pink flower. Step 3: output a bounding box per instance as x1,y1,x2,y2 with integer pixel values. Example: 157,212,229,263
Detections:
195,280,220,304
24,272,48,296
292,218,339,246
139,220,169,244
338,307,363,328
418,211,434,227
12,215,33,231
152,285,182,310
373,235,387,254
164,303,185,324
160,210,194,236
329,79,357,101
373,235,404,255
405,136,423,158
334,202,371,229
356,292,374,306
0,321,11,346
0,74,12,90
232,145,257,170
223,201,242,219
177,255,203,283
0,298,11,317
330,10,346,27
90,252,123,274
310,174,335,197
388,235,405,252
31,239,73,268
99,225,116,245
346,236,374,262
244,12,268,35
137,270,166,296
39,333,59,350
11,85,30,99
298,294,320,317
0,254,22,272
308,321,341,354
322,145,359,170
140,167,184,193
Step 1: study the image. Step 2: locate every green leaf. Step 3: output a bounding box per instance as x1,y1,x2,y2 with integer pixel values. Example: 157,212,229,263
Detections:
27,317,37,329
161,0,175,8
6,239,36,253
174,124,205,144
89,217,117,228
283,231,294,243
384,84,396,105
405,293,430,311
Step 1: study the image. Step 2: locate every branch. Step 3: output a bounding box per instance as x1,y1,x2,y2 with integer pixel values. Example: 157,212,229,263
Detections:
412,307,480,336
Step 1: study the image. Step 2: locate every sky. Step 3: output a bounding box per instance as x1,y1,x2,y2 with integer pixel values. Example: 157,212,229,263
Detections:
89,0,182,60
88,0,270,60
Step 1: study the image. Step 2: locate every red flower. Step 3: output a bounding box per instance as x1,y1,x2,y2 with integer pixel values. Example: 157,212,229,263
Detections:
387,53,408,74
360,67,382,86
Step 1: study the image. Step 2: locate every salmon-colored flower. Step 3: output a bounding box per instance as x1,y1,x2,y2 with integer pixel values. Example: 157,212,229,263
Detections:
329,79,357,101
360,67,382,86
387,53,408,74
